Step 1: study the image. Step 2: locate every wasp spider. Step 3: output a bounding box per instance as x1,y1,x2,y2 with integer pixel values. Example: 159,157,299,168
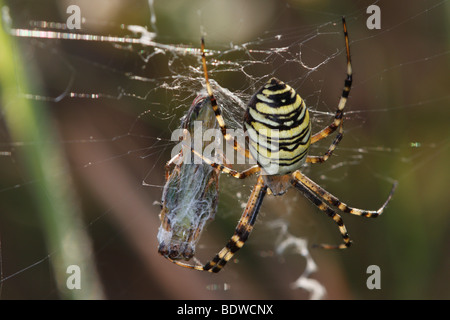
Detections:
167,17,397,273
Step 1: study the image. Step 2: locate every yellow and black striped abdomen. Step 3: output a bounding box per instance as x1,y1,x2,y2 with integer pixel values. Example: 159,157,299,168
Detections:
244,78,311,175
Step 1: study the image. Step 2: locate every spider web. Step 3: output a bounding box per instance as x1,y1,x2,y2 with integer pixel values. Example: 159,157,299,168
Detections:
0,0,449,300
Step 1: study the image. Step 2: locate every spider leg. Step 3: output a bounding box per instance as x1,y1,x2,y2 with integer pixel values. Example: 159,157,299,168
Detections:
291,174,352,249
307,17,352,163
292,170,398,217
190,145,261,179
164,152,183,180
168,176,268,272
307,122,343,164
201,38,254,161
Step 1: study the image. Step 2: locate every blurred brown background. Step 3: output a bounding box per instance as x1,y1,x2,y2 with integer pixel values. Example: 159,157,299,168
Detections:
0,0,449,299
